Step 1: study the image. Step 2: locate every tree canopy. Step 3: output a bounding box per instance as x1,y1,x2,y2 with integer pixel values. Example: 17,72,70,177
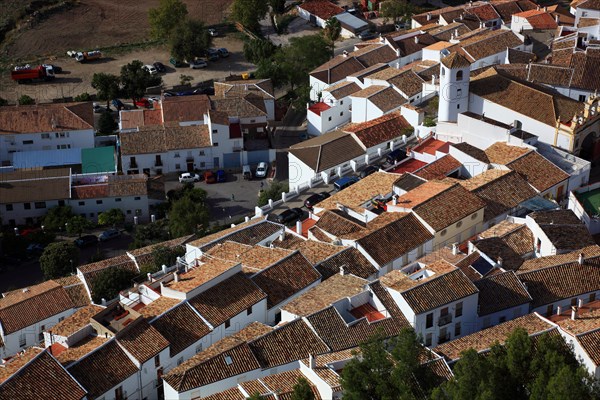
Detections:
148,0,189,39
243,38,278,64
323,17,342,43
39,242,80,279
258,179,288,206
120,60,161,104
91,72,120,108
18,95,34,105
91,267,137,303
169,191,210,237
97,112,118,134
139,245,185,275
98,208,125,227
380,0,415,24
230,0,269,32
43,206,73,232
66,215,94,237
171,20,212,61
131,219,171,249
291,377,315,400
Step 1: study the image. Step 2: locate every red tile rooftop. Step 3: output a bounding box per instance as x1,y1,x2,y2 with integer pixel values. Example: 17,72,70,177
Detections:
350,303,386,322
308,102,331,116
412,137,450,155
390,158,427,174
293,218,316,237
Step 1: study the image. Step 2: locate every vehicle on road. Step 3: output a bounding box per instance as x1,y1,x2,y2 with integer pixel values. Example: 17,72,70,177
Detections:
153,61,166,73
74,235,98,248
190,59,208,69
143,64,158,75
99,229,121,242
218,48,229,58
75,50,102,62
179,172,201,183
204,171,216,184
386,148,407,164
93,103,110,113
11,65,55,83
359,165,378,179
216,170,226,183
26,243,45,255
134,98,152,108
276,208,304,225
170,58,184,68
255,162,268,178
193,87,215,95
243,165,253,180
112,99,126,110
208,28,218,37
206,49,220,62
334,176,359,191
304,192,330,209
358,30,377,40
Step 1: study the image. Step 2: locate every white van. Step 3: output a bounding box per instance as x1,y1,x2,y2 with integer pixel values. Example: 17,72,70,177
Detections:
243,165,253,180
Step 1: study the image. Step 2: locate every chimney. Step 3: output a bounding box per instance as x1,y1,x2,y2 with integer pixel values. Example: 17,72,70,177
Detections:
579,253,584,265
544,6,547,12
340,265,346,276
296,219,303,235
147,272,152,282
162,264,168,274
101,298,107,306
557,305,562,315
571,306,578,320
309,354,316,369
414,36,419,44
578,298,584,308
427,12,432,21
536,4,540,10
392,195,398,206
22,288,29,293
245,216,250,222
279,229,285,241
452,243,458,256
343,50,349,57
174,272,179,282
555,14,559,23
497,257,503,267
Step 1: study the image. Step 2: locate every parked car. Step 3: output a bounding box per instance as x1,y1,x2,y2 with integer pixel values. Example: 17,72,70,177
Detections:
74,235,98,248
93,103,108,113
216,170,226,182
179,172,201,183
26,243,45,255
169,57,184,67
334,176,360,191
255,162,268,178
358,30,377,40
143,64,158,75
190,59,208,69
153,61,166,73
218,48,229,58
206,49,220,62
243,165,253,180
359,165,378,179
386,148,407,164
208,28,218,37
204,171,216,183
193,87,215,95
304,192,330,209
112,99,126,110
134,98,152,108
98,229,121,242
276,208,304,225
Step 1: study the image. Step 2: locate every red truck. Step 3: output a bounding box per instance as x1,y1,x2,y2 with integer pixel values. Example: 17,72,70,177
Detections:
11,65,55,84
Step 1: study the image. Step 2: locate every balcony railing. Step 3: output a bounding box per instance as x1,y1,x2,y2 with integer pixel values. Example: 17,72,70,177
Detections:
438,314,452,327
186,157,194,162
438,334,451,344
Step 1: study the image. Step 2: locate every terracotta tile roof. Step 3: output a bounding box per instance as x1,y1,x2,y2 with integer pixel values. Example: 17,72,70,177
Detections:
188,218,265,248
316,247,378,279
441,52,471,68
79,255,139,297
578,330,600,366
55,336,109,366
507,48,536,63
290,130,365,173
298,0,344,19
514,10,558,29
324,81,362,99
299,348,356,390
394,33,439,57
208,109,230,126
414,155,462,181
0,347,43,383
260,369,322,399
236,245,295,274
161,95,210,123
367,87,407,112
433,313,555,361
388,70,426,98
395,180,452,208
549,300,600,335
120,124,211,155
528,210,595,251
164,258,239,294
128,234,194,257
577,0,600,9
251,252,321,309
0,168,71,204
470,68,584,126
151,302,211,357
249,319,330,368
54,276,91,308
311,56,366,85
68,340,138,399
211,95,267,119
507,151,569,193
475,271,532,315
0,350,87,400
348,63,390,82
493,1,525,22
275,239,338,266
72,174,150,200
49,304,103,337
0,102,93,135
350,85,387,98
357,213,434,266
518,245,600,273
393,172,427,192
138,296,181,319
214,79,274,99
188,273,266,326
115,318,169,363
317,171,399,211
202,387,246,400
415,246,470,266
484,142,530,165
354,44,399,67
282,274,367,317
518,256,600,308
462,30,523,61
0,280,74,334
344,112,411,148
451,142,490,163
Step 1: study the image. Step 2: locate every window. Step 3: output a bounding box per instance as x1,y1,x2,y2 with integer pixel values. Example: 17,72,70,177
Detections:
590,293,597,303
456,70,463,81
58,200,65,207
340,112,344,116
457,88,462,96
22,140,33,145
134,196,141,201
456,221,462,228
328,116,332,121
58,316,65,322
177,357,183,366
196,344,203,354
127,210,132,214
250,119,256,123
96,200,103,205
213,142,219,147
174,152,180,158
513,308,521,319
247,306,253,316
225,319,231,329
471,213,478,220
175,164,181,170
426,313,433,329
135,209,142,216
440,229,447,236
546,305,553,316
579,95,587,102
24,203,31,210
115,198,122,202
89,213,94,218
224,355,233,365
499,316,506,323
199,151,205,156
115,386,124,400
41,133,50,139
19,334,26,347
78,201,85,206
455,302,463,317
154,355,160,368
536,238,542,252
34,202,47,209
340,100,344,105
425,333,432,346
454,322,461,336
457,104,460,109
6,204,13,211
441,67,445,76
571,298,578,307
275,312,282,324
212,129,218,133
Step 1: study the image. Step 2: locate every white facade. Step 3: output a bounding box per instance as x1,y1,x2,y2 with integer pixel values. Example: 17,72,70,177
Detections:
307,102,351,136
477,304,528,331
574,5,600,26
438,61,470,123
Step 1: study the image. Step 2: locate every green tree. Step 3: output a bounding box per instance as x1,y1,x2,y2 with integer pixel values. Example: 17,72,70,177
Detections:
97,112,117,134
380,0,414,24
247,393,262,400
323,17,342,43
43,206,74,232
277,35,332,90
230,0,269,32
169,194,210,237
66,215,93,237
91,267,137,303
179,74,194,86
243,38,278,64
140,245,185,275
74,92,92,102
255,58,286,88
91,73,120,109
269,0,285,14
148,0,188,39
131,219,171,249
98,208,125,227
120,60,161,105
258,179,288,206
39,242,79,279
18,94,34,105
171,20,212,62
291,377,315,400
